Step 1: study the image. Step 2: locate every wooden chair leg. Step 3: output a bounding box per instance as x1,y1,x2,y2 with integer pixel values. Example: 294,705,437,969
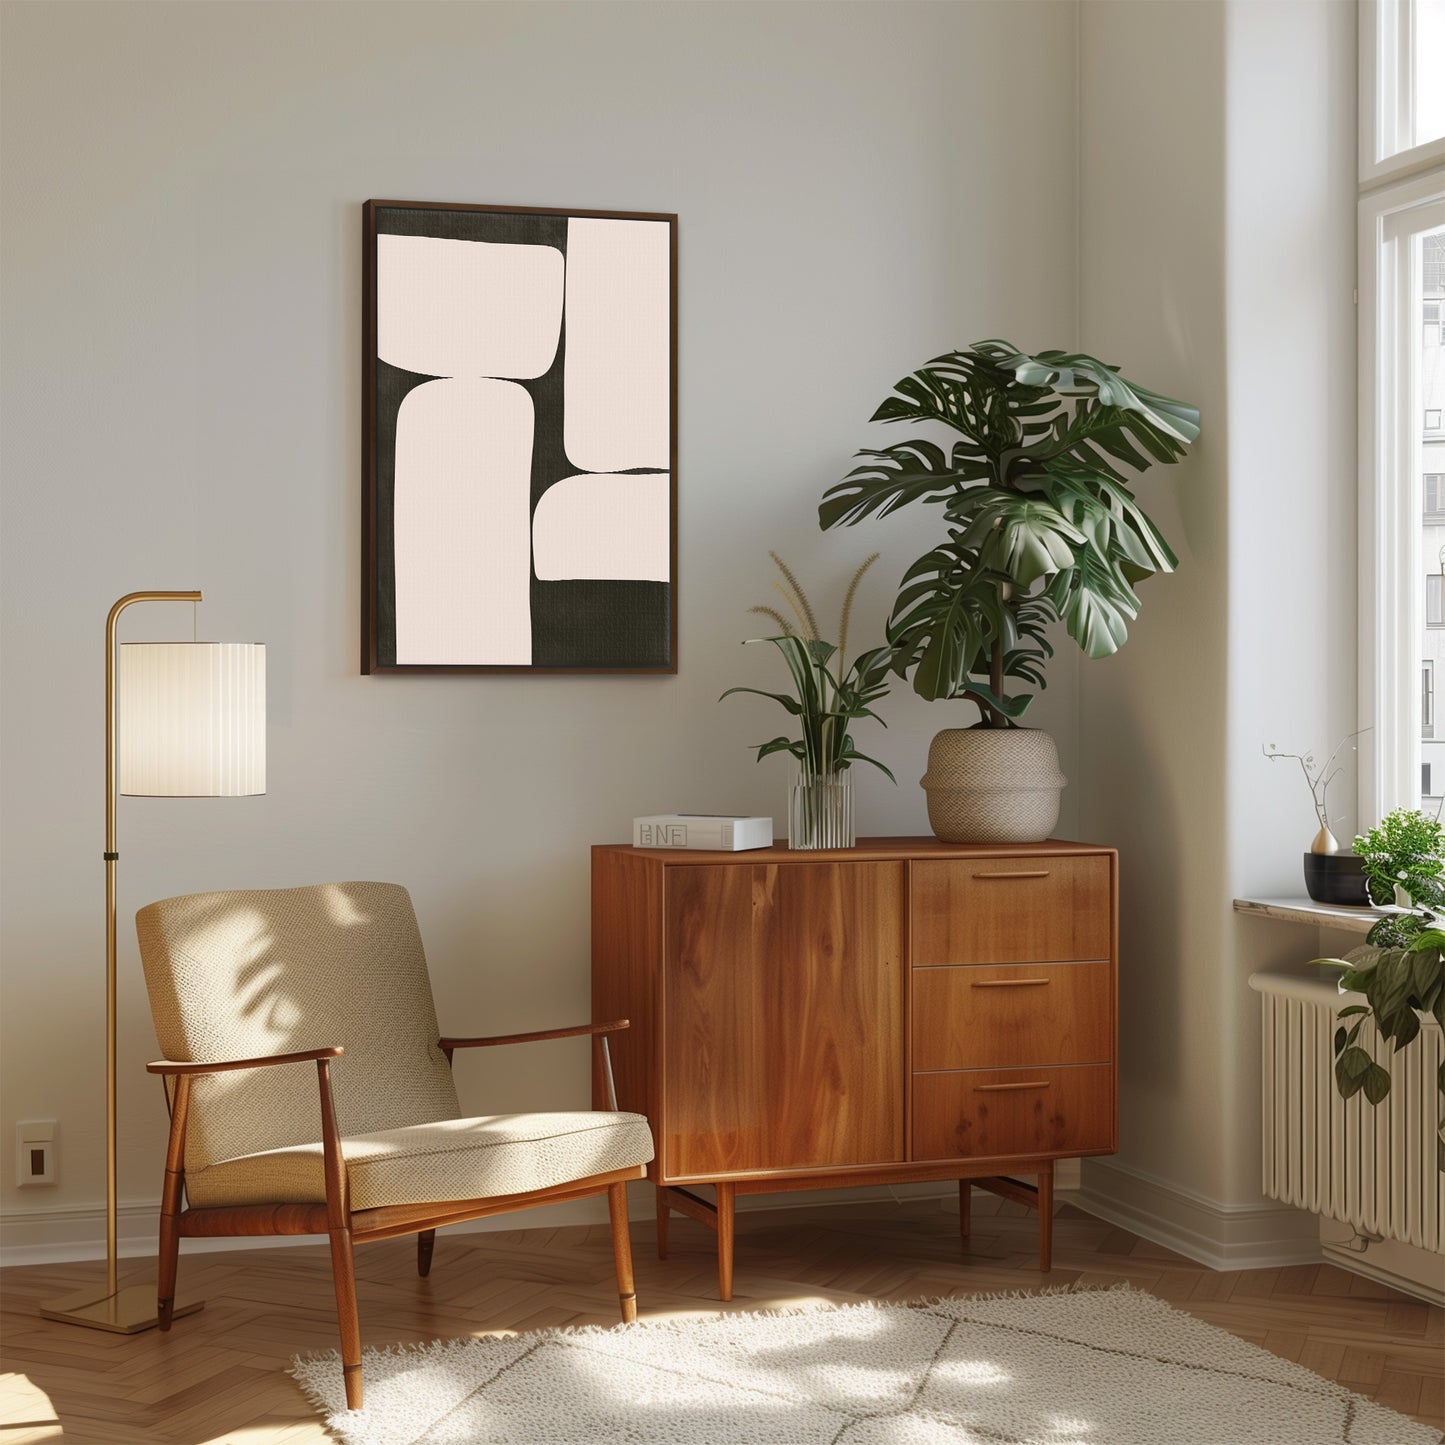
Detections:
607,1181,639,1323
156,1205,181,1331
328,1225,364,1410
417,1229,436,1278
716,1182,736,1303
1037,1161,1054,1272
958,1179,971,1242
655,1184,670,1260
157,1077,189,1331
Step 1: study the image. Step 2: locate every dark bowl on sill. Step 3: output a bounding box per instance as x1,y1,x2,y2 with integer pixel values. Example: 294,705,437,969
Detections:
1302,851,1369,906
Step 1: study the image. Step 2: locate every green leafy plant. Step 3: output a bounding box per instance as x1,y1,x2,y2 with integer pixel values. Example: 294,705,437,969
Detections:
721,553,895,781
1316,809,1445,1170
819,341,1200,725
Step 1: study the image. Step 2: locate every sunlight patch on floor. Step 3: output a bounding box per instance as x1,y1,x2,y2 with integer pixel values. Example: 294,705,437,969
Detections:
0,1373,62,1443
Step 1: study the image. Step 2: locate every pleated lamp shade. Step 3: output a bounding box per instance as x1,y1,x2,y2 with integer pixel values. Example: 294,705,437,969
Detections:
118,643,266,797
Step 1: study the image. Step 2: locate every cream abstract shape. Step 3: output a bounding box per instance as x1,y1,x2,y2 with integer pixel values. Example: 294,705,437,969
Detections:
532,474,671,581
393,379,533,665
377,234,563,380
563,218,670,471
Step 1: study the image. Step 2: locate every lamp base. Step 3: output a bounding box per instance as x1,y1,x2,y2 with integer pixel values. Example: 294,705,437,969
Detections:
40,1283,203,1334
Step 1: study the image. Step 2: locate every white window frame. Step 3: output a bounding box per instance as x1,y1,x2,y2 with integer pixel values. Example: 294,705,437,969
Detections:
1359,174,1444,818
1358,1,1445,822
1360,0,1445,184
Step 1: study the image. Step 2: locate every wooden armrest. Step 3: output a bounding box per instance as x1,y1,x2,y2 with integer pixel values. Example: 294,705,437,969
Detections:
146,1046,344,1076
439,1019,629,1051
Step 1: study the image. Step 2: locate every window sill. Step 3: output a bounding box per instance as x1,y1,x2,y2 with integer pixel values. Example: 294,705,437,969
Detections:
1233,896,1387,934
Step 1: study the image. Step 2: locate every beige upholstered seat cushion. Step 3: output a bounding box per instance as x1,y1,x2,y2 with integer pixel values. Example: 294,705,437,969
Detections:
183,1110,654,1211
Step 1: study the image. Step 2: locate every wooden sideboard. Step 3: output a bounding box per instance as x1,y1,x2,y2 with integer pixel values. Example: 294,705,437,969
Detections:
591,836,1117,1298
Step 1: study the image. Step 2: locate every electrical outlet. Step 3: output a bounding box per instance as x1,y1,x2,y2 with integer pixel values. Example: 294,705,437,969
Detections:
16,1120,56,1186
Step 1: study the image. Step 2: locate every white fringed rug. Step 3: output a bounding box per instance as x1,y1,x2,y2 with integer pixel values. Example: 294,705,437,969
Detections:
291,1285,1439,1445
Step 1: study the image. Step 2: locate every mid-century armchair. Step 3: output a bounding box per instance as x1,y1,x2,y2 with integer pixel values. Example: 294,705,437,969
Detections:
135,881,653,1410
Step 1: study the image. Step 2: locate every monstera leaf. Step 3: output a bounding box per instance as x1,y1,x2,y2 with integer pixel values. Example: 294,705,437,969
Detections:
821,340,1198,724
819,438,988,530
887,539,1054,708
954,493,1085,589
1045,547,1140,658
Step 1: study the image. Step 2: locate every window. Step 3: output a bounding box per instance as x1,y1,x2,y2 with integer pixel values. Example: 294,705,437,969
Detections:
1425,473,1445,515
1359,3,1445,816
1362,0,1445,178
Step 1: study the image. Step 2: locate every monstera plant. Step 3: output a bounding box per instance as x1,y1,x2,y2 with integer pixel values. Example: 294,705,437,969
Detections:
819,341,1200,841
821,340,1200,718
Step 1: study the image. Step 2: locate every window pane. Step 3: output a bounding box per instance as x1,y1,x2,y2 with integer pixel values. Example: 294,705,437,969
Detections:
1422,227,1445,804
1416,0,1445,146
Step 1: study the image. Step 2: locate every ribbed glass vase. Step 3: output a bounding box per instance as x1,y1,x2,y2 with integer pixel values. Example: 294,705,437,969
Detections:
787,769,855,849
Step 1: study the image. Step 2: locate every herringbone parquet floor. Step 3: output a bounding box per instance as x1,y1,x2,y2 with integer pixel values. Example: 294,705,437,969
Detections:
1,1193,1440,1444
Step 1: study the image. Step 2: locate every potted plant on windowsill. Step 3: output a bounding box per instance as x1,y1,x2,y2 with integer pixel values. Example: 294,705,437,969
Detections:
1264,729,1370,904
820,340,1200,843
1316,807,1445,1170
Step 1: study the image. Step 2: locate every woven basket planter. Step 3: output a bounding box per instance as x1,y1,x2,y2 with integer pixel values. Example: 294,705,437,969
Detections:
920,727,1067,844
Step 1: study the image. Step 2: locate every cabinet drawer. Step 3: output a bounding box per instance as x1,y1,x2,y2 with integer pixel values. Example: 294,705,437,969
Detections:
912,962,1112,1071
911,856,1111,965
912,1064,1114,1161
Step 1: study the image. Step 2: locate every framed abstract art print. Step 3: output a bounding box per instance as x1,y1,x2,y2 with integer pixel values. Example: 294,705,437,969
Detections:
362,200,677,673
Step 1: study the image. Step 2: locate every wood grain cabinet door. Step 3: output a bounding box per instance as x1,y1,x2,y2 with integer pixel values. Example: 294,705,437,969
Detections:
662,861,905,1179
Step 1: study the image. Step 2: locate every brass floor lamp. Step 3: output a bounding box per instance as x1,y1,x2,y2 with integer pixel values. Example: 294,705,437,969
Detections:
42,591,265,1333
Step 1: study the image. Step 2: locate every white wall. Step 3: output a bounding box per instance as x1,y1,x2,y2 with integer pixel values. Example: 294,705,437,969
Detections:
1077,0,1358,1260
0,0,1081,1251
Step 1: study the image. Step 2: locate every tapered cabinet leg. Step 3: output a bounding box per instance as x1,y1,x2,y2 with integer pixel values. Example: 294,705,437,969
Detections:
655,1184,670,1260
608,1181,639,1323
417,1229,436,1278
1037,1162,1054,1273
958,1180,972,1242
716,1182,736,1302
328,1226,364,1410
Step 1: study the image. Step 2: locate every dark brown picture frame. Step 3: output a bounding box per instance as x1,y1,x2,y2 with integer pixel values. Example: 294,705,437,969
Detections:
362,200,678,675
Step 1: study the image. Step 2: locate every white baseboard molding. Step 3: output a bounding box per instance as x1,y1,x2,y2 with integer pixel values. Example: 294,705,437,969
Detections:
3,1173,1044,1268
1075,1159,1324,1271
1318,1221,1445,1306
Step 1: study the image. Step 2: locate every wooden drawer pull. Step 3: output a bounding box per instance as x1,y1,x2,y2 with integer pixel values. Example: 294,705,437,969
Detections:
974,1080,1051,1092
971,978,1051,988
971,870,1051,880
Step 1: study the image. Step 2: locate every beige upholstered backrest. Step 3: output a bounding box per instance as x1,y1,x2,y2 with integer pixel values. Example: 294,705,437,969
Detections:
136,882,460,1173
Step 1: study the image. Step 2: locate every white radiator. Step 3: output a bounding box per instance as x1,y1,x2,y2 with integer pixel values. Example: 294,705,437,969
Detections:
1250,965,1442,1254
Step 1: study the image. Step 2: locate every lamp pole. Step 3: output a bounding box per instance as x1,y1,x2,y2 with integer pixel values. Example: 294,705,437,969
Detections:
42,593,207,1333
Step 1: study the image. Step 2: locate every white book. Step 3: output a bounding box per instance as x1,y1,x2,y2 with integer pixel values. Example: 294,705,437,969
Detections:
632,814,774,851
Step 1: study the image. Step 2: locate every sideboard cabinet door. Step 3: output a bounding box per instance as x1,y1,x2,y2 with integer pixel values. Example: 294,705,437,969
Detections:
662,860,905,1179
